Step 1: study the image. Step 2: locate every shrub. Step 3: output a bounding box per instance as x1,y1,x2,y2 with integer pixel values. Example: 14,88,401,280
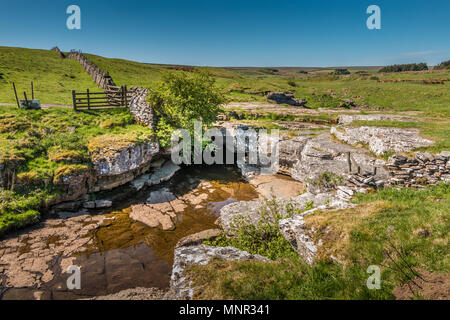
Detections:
148,70,225,149
206,195,304,260
332,69,351,75
379,63,428,73
435,60,450,70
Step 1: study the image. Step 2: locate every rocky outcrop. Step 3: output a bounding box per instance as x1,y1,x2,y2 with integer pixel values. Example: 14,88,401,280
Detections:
387,152,450,186
267,92,307,107
279,215,317,265
169,245,269,299
89,140,159,192
175,229,222,249
290,132,388,187
331,126,433,156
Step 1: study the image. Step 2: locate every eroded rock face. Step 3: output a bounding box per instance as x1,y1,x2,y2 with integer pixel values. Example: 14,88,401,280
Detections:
290,132,388,185
169,245,269,299
331,126,433,156
91,141,159,177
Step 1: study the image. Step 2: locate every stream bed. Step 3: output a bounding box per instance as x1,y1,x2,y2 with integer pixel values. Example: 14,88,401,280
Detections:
0,165,259,300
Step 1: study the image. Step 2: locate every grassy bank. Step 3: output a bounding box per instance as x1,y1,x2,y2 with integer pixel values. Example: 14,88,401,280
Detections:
0,106,153,235
188,184,449,300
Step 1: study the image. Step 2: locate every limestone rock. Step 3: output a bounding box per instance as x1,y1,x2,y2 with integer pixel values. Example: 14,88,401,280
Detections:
279,215,317,264
148,161,181,186
129,204,175,231
338,114,413,125
91,140,159,176
331,126,433,156
170,245,270,299
219,191,352,235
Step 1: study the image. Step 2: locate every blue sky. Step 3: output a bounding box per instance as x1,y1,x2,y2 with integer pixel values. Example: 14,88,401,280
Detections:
1,0,449,67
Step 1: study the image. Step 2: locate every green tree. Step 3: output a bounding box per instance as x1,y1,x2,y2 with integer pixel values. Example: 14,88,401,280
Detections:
148,70,225,148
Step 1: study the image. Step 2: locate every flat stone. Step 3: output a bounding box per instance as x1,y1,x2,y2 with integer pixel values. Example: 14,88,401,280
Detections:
148,161,181,186
129,204,175,231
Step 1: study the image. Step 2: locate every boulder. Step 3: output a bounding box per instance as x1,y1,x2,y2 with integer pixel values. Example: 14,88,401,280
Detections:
169,245,270,299
267,92,307,107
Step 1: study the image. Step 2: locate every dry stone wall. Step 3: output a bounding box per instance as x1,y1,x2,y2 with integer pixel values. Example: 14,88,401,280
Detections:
387,152,450,186
52,47,155,128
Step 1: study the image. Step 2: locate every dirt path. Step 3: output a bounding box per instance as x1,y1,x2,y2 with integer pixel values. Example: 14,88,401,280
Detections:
0,103,72,109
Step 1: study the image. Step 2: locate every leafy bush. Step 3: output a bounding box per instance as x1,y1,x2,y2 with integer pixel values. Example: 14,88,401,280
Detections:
332,69,351,75
379,63,428,73
148,70,225,148
206,196,305,260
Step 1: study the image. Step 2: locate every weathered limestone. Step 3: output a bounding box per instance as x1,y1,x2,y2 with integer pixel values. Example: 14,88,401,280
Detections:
279,215,317,265
290,132,388,186
91,141,159,177
331,126,433,156
175,229,222,249
129,204,175,231
169,245,269,299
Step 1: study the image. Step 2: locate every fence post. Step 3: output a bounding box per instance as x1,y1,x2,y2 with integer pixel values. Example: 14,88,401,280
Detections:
87,89,90,110
72,90,77,111
347,152,352,173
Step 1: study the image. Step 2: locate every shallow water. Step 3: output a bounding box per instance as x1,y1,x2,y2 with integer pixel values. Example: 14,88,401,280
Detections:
2,165,259,299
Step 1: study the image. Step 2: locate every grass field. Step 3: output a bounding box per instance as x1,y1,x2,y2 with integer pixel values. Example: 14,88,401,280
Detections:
0,47,99,105
188,184,450,300
1,47,449,118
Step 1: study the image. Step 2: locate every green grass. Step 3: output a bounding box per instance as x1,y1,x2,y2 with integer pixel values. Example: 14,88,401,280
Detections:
188,184,449,300
0,47,99,105
2,46,449,118
0,105,153,235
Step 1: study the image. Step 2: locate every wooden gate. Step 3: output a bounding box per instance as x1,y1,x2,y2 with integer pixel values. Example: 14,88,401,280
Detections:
72,85,133,110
